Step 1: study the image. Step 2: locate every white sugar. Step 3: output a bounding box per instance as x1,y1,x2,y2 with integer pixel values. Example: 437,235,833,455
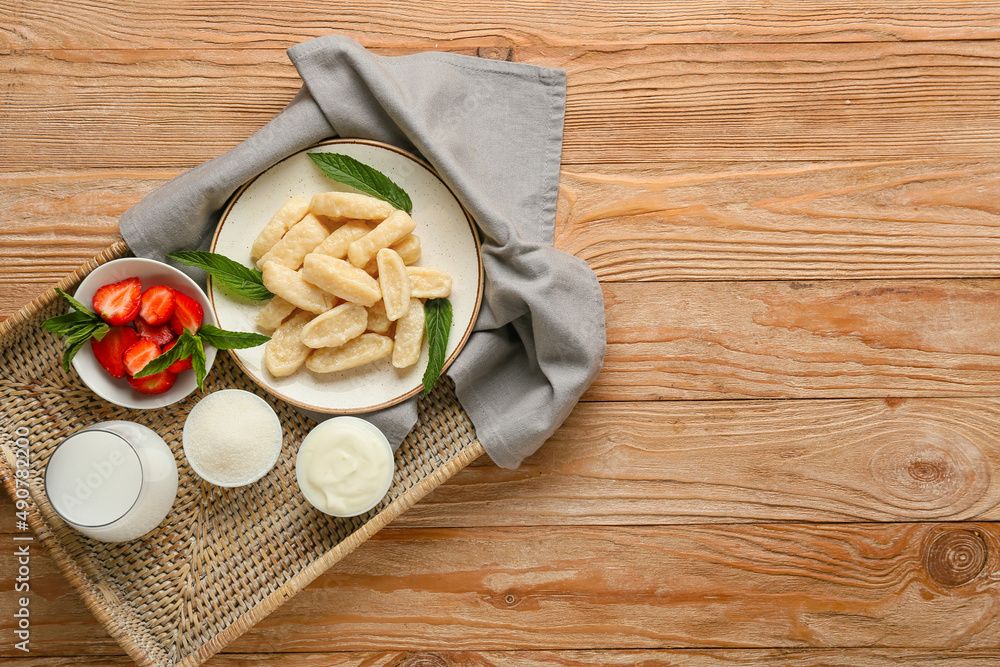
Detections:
183,390,283,487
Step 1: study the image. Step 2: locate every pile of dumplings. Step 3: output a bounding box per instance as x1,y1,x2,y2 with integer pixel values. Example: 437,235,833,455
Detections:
250,191,452,378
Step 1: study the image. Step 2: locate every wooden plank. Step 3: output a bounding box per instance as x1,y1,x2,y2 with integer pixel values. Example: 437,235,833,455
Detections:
0,169,168,318
3,649,1000,665
5,154,1000,316
8,279,1000,400
397,397,1000,527
554,40,1000,164
4,396,1000,531
3,42,1000,168
596,280,1000,401
8,276,1000,400
0,170,151,294
2,1,1000,49
0,50,300,170
0,536,121,656
557,160,1000,281
210,522,1000,651
4,523,998,654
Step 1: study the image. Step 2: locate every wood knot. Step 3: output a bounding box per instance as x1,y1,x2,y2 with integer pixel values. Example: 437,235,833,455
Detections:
487,591,521,608
477,46,514,61
868,430,989,518
872,441,960,503
923,528,987,587
397,652,451,667
906,458,946,483
484,589,537,610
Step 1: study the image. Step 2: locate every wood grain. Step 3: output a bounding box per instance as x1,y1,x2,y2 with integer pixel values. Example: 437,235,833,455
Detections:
4,397,1000,531
4,1,1000,663
202,522,1000,651
4,523,1000,655
0,50,300,170
4,649,1000,666
5,156,1000,316
2,1,1000,49
9,278,1000,401
0,171,145,288
557,160,1000,281
397,397,1000,527
10,278,1000,399
4,42,1000,170
596,279,1000,400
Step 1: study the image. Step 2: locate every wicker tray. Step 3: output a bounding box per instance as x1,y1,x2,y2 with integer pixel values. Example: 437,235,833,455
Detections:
0,240,485,666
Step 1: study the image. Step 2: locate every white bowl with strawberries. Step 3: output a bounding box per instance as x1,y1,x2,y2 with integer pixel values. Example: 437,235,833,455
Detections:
58,257,220,409
44,256,271,410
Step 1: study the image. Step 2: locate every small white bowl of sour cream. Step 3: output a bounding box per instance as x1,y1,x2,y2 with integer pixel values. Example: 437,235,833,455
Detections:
295,416,395,517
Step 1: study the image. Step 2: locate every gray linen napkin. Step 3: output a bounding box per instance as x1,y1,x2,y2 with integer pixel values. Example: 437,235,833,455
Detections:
120,34,605,469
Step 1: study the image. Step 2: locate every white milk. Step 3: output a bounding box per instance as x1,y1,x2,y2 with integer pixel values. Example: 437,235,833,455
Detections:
44,421,178,542
296,416,394,517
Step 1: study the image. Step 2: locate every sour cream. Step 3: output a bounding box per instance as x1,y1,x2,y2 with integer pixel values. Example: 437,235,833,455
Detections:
296,417,394,517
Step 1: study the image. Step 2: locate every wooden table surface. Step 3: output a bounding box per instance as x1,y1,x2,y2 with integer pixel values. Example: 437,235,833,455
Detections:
3,2,1000,665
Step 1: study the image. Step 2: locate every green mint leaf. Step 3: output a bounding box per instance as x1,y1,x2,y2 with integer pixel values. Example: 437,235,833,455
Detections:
189,336,208,391
167,251,273,301
55,287,97,316
44,288,108,369
43,310,100,335
421,298,453,397
308,152,412,213
134,331,198,379
60,323,108,373
44,289,106,354
197,324,270,350
62,333,91,374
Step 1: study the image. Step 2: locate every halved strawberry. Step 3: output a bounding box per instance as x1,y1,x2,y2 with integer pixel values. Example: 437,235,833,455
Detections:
138,285,175,325
90,326,139,379
169,291,204,336
162,338,193,373
122,339,162,378
93,277,142,325
135,318,176,347
126,370,177,394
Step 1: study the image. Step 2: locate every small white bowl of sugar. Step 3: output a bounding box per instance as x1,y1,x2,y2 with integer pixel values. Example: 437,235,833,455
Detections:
182,389,283,487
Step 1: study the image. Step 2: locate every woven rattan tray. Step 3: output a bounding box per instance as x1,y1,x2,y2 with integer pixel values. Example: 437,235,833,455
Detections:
0,240,485,666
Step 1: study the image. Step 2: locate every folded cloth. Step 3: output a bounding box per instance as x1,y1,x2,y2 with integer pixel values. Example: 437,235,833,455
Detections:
120,34,605,469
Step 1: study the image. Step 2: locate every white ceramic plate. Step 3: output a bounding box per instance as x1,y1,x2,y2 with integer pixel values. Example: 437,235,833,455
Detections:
72,257,218,410
209,139,483,414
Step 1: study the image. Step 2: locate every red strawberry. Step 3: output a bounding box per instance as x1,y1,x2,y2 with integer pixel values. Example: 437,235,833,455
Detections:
90,326,139,379
163,338,194,373
127,370,177,395
122,339,162,378
138,285,175,325
169,291,204,336
92,277,142,325
135,318,176,347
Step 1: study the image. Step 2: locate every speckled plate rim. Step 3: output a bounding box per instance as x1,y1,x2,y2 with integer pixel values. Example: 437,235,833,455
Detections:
208,138,484,414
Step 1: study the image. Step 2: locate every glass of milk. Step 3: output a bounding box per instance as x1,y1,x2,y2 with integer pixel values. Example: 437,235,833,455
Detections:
44,421,178,542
